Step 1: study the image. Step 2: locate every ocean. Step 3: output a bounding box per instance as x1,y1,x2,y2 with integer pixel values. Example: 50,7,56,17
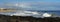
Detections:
0,10,60,18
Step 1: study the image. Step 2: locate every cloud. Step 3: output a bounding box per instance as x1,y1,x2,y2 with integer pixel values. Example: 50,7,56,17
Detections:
0,2,60,10
18,2,60,10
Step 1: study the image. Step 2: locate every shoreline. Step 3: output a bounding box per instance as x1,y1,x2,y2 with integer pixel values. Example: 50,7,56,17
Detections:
0,14,60,22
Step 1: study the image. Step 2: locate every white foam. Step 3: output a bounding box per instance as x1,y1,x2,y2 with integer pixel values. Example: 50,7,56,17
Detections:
42,13,51,17
11,11,40,16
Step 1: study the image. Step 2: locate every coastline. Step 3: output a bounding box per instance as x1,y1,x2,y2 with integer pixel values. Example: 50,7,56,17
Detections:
0,15,60,22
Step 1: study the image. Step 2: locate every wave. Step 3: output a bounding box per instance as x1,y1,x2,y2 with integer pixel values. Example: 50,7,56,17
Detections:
10,10,53,18
0,10,59,18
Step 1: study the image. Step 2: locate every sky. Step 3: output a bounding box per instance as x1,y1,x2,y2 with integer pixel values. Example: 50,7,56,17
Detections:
0,0,60,10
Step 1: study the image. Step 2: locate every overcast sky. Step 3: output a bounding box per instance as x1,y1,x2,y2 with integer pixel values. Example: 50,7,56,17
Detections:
0,0,60,10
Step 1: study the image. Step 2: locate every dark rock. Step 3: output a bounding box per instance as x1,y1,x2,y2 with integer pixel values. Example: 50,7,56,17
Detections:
0,15,60,22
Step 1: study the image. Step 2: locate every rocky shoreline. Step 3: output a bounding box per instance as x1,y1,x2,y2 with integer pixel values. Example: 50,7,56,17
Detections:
0,14,60,22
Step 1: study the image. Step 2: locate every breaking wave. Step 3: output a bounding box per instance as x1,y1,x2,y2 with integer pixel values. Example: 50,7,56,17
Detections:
0,10,58,18
10,10,53,18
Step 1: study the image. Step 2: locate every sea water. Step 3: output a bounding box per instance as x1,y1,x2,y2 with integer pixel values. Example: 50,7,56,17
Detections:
0,10,60,18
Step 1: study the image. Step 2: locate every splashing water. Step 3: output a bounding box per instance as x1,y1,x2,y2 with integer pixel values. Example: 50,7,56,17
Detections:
42,13,52,17
0,10,55,18
11,10,40,16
